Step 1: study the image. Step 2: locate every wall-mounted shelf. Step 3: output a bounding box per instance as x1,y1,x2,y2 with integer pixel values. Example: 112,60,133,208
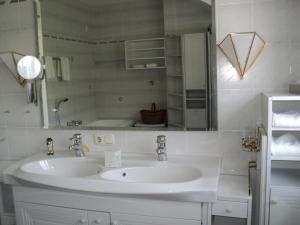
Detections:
127,57,165,61
264,93,300,101
94,58,124,64
126,66,166,70
128,47,165,52
272,127,300,131
271,156,300,161
125,38,166,70
168,92,183,97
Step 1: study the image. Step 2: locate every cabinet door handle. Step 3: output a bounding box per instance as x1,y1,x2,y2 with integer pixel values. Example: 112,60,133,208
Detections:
225,209,232,214
95,219,102,224
270,200,277,205
80,218,87,224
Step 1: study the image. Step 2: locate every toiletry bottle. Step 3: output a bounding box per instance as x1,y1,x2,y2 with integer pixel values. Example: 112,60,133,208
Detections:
46,137,54,155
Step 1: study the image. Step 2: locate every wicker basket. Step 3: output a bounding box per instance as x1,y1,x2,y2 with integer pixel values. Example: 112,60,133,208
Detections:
140,103,166,124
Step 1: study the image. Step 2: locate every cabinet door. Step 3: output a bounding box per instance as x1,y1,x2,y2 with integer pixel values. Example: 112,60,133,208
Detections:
15,202,88,225
111,213,201,225
182,33,207,90
88,211,110,225
186,109,207,129
269,189,300,225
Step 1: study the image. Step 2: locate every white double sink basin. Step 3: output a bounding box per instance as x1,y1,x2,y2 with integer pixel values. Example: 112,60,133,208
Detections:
4,153,220,202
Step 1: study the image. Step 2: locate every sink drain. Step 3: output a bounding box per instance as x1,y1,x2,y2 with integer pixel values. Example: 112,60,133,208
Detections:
122,172,126,177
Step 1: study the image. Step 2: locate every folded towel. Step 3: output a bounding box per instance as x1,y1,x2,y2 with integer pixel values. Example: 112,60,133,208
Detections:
273,111,300,127
272,133,300,156
60,57,70,81
44,56,56,80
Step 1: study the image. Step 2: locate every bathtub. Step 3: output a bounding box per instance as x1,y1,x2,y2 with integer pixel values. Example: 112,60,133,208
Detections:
86,119,134,128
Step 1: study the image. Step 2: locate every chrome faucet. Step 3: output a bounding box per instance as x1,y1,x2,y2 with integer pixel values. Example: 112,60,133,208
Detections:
156,135,167,161
52,98,69,126
69,133,85,157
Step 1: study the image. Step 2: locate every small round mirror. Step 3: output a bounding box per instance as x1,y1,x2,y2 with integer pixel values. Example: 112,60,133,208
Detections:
17,56,42,80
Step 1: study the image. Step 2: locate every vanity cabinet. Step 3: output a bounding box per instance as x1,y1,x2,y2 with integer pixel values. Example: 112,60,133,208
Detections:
15,203,201,225
15,202,110,225
13,186,204,225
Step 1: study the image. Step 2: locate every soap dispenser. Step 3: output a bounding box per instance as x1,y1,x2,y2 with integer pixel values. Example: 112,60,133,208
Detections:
46,137,54,155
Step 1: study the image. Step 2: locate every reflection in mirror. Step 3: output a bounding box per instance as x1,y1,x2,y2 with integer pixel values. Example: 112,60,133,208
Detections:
39,0,217,130
17,56,42,80
17,55,42,104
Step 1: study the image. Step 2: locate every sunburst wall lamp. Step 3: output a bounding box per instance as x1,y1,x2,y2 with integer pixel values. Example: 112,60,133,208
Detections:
218,32,267,79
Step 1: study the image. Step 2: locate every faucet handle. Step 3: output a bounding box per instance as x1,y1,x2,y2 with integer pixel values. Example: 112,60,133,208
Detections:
46,137,53,145
157,135,166,143
69,133,82,141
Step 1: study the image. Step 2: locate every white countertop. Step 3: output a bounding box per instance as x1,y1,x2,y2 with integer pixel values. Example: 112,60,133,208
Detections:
217,174,251,202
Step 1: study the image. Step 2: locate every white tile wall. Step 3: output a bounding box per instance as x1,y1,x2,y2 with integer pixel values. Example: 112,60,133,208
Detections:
42,0,99,126
0,0,299,179
90,0,164,41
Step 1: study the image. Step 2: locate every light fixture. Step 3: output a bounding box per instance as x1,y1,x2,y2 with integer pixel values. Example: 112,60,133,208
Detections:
218,32,267,79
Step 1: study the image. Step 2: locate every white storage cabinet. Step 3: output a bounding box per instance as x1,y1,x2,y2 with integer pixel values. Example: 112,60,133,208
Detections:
259,93,300,225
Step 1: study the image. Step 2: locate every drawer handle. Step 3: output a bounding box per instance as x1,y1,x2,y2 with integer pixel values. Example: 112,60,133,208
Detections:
80,218,87,224
225,209,232,214
270,200,277,205
95,219,102,224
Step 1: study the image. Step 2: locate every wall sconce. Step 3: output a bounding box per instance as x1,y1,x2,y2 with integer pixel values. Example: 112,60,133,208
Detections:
218,32,267,79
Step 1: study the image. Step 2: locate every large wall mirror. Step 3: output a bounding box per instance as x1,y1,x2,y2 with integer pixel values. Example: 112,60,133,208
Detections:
38,0,217,131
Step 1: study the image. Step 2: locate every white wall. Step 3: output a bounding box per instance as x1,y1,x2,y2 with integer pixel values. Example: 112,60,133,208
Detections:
0,0,300,177
42,0,99,126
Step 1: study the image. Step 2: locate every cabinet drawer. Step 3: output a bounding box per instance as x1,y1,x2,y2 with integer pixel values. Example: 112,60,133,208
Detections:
111,213,201,225
212,201,247,218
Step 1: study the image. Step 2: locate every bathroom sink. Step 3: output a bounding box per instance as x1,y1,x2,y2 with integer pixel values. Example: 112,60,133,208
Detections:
4,153,220,202
20,157,102,178
100,164,202,183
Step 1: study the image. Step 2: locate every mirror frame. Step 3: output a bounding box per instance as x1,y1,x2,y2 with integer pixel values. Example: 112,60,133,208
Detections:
34,0,218,131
